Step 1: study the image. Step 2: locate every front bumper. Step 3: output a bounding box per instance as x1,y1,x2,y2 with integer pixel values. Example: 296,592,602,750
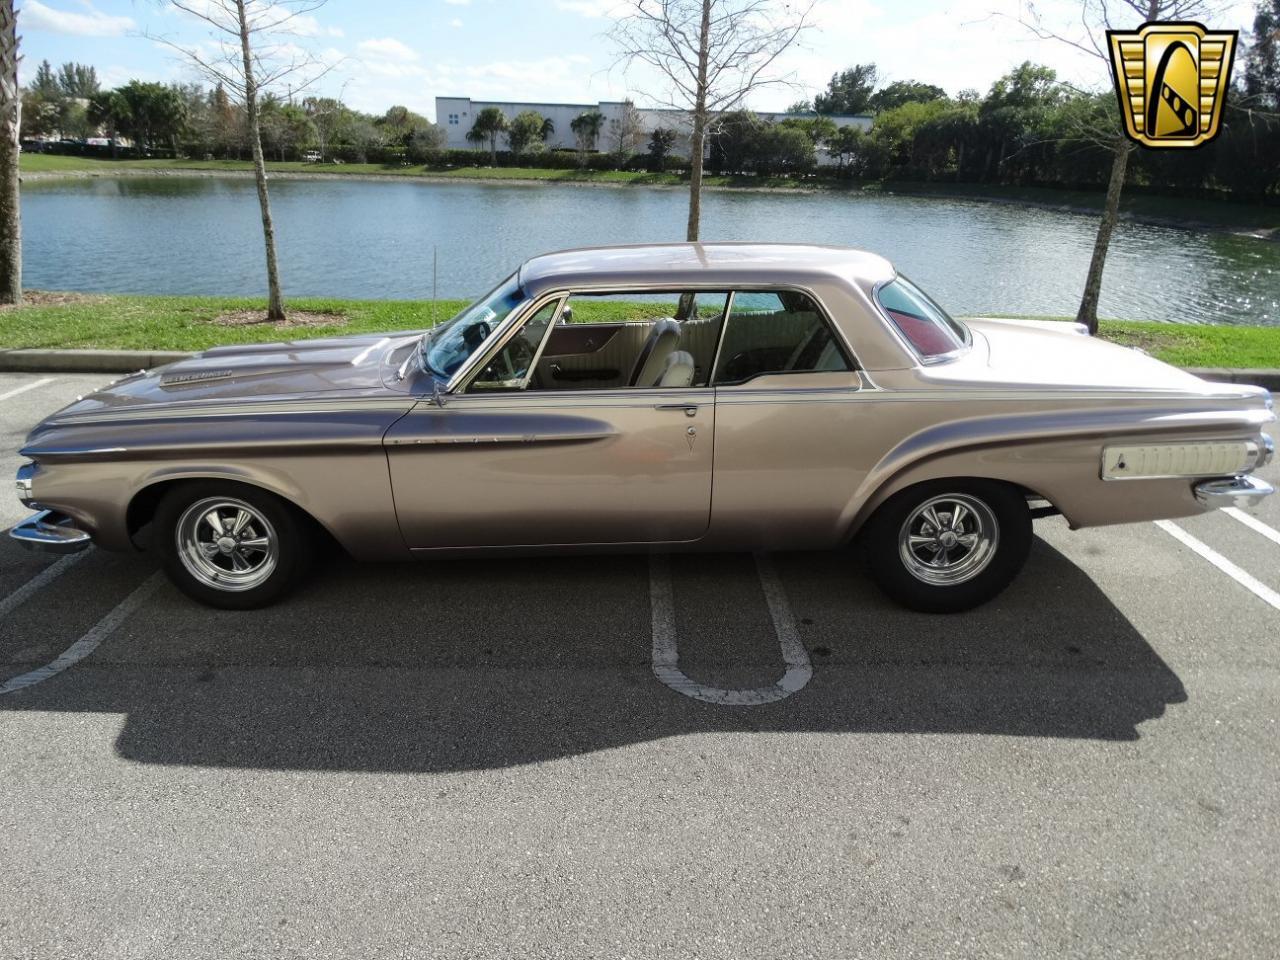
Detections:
1194,475,1275,510
9,510,93,555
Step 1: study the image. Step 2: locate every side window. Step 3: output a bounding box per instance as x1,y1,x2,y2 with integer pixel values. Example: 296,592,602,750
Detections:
712,291,851,385
530,291,730,391
469,299,561,391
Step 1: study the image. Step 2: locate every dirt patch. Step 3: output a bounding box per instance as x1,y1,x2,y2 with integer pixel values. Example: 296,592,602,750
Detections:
1100,327,1189,354
207,309,347,328
0,290,108,309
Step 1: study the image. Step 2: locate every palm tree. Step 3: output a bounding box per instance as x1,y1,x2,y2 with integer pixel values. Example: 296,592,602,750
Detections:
466,107,508,164
570,110,605,166
0,0,19,305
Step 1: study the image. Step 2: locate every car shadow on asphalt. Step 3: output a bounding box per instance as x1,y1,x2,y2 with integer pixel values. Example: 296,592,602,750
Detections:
0,536,1188,772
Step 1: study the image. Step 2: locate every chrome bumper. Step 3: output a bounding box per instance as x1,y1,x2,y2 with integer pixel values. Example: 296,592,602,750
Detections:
1194,475,1275,510
8,510,93,555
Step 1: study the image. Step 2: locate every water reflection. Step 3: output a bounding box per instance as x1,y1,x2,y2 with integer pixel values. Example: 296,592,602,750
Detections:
20,176,1280,326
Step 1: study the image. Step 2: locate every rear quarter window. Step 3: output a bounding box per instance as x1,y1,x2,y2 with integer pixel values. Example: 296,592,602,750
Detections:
875,277,967,361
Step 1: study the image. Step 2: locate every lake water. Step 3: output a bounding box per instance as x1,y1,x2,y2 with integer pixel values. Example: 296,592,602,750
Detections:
18,175,1280,326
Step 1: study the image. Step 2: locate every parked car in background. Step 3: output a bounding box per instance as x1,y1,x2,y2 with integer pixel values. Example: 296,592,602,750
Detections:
11,243,1275,611
302,150,321,162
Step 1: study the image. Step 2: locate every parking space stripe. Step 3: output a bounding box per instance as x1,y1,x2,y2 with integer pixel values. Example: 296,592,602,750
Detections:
649,553,813,706
1155,520,1280,613
0,377,56,403
0,572,162,696
1223,507,1280,548
0,551,89,619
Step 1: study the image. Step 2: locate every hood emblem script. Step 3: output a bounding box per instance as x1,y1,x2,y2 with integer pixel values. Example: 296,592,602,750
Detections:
160,368,236,386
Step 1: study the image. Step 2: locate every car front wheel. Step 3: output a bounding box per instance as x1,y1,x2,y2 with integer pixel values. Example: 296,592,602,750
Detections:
862,479,1032,614
154,482,313,609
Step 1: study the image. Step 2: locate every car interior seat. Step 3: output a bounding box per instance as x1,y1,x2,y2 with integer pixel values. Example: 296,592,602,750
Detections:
656,350,696,388
629,318,682,387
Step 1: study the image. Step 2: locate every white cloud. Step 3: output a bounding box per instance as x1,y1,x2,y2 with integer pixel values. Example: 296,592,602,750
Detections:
356,37,420,62
450,18,464,28
444,0,472,5
286,15,345,39
20,0,134,37
554,0,623,17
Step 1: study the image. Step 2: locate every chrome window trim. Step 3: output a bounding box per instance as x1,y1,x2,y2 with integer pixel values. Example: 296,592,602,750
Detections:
707,290,735,388
515,279,865,373
454,284,862,398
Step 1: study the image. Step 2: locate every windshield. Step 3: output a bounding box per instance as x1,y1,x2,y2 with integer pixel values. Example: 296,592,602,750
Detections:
423,274,525,379
875,276,969,361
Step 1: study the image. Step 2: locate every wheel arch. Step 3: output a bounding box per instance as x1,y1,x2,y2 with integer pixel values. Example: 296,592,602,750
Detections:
843,448,1068,543
127,474,342,552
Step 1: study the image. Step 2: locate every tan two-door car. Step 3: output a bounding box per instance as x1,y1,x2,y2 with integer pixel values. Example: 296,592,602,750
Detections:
11,243,1276,611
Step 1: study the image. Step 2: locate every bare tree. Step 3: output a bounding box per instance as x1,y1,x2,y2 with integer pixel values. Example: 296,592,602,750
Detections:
608,98,646,157
0,1,20,305
610,0,815,241
1015,0,1229,333
154,1,336,321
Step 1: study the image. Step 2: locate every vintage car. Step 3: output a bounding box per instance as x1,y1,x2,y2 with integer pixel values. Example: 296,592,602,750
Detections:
11,242,1276,612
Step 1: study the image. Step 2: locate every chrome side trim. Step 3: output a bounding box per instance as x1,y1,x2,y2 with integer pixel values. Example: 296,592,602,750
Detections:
9,511,93,555
1193,475,1275,510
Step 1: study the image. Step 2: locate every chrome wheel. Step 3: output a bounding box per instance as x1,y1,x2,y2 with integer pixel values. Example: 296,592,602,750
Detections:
175,497,279,592
898,493,999,586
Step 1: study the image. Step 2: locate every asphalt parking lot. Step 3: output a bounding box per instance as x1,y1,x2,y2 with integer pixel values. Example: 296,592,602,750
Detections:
1,371,1278,960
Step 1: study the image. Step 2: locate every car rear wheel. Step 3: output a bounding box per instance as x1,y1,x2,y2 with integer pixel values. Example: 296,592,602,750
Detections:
154,482,313,609
862,479,1031,614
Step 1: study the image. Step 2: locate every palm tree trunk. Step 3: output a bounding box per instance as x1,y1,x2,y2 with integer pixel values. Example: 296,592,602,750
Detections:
1075,140,1130,335
235,0,285,321
0,1,21,305
685,0,711,243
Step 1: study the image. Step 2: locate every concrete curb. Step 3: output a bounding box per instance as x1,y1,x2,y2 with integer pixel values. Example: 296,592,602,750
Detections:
1,350,1277,390
0,349,193,373
1186,368,1280,391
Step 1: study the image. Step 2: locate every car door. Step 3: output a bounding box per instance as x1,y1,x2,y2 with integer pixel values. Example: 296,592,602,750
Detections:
708,290,868,547
385,294,717,550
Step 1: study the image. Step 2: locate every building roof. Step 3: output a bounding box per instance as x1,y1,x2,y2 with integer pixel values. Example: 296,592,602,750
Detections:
518,242,894,295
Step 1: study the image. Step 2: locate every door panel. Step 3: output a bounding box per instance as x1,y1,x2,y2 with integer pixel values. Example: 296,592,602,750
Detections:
386,388,715,548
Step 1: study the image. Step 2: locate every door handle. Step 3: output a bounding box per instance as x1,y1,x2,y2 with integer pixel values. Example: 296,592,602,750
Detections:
654,403,699,417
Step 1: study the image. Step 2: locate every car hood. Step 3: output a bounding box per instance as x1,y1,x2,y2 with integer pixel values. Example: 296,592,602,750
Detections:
46,333,425,420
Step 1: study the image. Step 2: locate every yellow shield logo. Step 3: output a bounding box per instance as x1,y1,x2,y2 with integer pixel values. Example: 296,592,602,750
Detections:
1107,21,1237,148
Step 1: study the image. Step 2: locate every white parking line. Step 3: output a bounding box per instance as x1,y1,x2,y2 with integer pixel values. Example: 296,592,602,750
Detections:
1155,520,1280,613
0,551,89,619
0,572,162,697
0,377,56,403
649,553,813,706
1223,507,1280,548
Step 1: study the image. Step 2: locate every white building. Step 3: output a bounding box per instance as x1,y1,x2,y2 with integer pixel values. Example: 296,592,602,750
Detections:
435,96,871,164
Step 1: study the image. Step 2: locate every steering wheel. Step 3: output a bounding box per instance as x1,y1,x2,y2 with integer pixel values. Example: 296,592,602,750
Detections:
462,321,492,353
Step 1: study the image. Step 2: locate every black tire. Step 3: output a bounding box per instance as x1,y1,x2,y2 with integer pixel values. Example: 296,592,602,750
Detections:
861,479,1032,614
153,481,314,609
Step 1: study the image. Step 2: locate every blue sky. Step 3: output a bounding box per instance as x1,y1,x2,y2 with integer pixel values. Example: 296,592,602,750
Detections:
14,0,1261,120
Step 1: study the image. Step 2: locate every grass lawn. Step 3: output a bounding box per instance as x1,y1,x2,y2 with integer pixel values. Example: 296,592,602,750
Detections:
17,154,795,189
2,292,1277,368
22,154,1274,228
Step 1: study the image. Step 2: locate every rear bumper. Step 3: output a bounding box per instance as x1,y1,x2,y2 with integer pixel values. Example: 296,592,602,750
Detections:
8,510,93,555
1194,475,1275,510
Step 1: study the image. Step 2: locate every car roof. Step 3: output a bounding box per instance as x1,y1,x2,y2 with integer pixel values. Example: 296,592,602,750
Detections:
517,242,895,297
